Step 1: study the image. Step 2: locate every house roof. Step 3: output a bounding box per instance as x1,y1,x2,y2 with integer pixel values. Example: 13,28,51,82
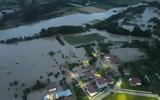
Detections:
87,83,96,93
55,89,72,99
96,77,106,85
63,96,75,100
84,70,95,79
46,82,57,91
129,77,141,85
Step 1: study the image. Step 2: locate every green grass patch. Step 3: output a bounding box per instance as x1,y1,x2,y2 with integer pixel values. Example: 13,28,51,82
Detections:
93,3,116,10
64,33,105,45
102,93,158,100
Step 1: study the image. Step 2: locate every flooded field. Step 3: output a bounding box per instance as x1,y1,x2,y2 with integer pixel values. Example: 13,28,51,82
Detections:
0,5,156,100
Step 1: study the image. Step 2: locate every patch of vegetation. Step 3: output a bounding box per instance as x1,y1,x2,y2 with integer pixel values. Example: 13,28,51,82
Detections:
48,51,56,56
64,33,105,45
75,43,96,48
89,57,97,65
68,63,80,71
84,45,95,57
72,83,88,100
56,36,65,45
93,2,116,10
97,41,110,53
31,80,46,91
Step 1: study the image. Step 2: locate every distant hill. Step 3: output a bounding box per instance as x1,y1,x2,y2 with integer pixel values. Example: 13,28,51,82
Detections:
0,0,57,5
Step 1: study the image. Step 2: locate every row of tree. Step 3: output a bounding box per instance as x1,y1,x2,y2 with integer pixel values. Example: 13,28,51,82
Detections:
90,4,153,37
0,25,87,44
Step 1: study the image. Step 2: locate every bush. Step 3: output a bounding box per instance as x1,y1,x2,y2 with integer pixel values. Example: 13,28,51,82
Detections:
31,81,46,91
89,57,97,65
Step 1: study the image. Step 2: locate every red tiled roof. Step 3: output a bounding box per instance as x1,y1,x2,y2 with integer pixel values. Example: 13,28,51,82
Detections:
87,83,96,93
129,77,141,85
96,77,106,85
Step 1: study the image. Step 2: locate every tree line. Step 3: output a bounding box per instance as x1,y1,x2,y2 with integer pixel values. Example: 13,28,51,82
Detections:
0,25,87,44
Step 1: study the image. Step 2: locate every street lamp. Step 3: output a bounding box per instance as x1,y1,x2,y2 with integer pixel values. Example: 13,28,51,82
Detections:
117,80,122,88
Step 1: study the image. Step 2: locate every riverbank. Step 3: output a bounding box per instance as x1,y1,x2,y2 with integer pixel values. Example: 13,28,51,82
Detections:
0,7,123,40
0,7,78,30
0,6,107,31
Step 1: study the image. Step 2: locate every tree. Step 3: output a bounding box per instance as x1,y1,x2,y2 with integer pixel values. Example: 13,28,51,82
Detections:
13,81,18,86
14,94,18,98
22,4,40,21
17,0,27,8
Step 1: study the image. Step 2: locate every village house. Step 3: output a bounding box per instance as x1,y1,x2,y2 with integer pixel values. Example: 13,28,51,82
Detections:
95,77,107,89
129,77,142,86
86,82,97,97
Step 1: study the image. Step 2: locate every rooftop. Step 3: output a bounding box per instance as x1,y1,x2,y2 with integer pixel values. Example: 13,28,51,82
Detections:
55,89,72,99
96,77,107,85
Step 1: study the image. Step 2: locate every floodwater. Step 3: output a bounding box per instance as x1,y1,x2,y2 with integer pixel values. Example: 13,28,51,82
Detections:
0,7,125,40
0,37,87,100
121,7,160,31
0,5,153,100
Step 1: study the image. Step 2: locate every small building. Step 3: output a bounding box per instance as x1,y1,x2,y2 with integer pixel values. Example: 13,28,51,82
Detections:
95,77,107,89
86,83,97,97
129,77,141,86
123,68,130,76
55,89,72,99
46,83,57,92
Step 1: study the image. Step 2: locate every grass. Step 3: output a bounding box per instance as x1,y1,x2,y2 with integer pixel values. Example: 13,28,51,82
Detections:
102,93,158,100
93,3,116,10
64,33,105,45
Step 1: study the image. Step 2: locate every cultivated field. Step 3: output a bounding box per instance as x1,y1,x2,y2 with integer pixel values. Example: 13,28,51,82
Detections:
64,33,105,45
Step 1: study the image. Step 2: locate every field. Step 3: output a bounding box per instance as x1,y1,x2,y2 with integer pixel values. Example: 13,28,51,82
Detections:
64,33,105,45
78,6,106,13
102,93,158,100
93,3,117,10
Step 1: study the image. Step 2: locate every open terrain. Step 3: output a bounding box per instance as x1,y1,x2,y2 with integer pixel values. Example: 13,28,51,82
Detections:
102,93,158,100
